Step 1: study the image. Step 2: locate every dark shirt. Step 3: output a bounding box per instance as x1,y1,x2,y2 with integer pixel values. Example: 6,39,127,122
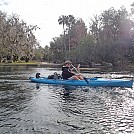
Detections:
62,66,74,79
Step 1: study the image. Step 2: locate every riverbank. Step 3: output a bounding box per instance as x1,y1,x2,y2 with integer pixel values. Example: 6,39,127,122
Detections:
0,61,134,72
0,61,101,71
0,61,62,67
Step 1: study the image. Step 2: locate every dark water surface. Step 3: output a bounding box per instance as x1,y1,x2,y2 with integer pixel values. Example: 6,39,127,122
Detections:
0,66,134,134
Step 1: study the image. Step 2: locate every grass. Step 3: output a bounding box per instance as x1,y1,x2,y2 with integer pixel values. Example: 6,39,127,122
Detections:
0,61,62,68
0,61,40,65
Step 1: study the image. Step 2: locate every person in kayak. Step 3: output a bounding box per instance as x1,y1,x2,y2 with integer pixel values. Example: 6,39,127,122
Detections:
62,60,84,80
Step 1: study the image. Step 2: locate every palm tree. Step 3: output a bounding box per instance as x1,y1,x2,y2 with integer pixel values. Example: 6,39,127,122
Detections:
58,15,68,51
66,15,75,53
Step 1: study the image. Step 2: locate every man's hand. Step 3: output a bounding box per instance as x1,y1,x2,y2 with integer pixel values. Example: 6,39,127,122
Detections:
77,64,80,73
77,64,80,68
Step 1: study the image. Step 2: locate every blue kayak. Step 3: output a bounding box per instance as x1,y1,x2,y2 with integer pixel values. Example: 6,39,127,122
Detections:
30,77,133,88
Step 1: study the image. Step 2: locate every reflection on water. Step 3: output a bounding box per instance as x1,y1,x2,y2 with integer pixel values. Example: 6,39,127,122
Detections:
0,66,134,133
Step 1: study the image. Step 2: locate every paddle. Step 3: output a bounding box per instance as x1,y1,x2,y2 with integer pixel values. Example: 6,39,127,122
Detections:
71,64,89,84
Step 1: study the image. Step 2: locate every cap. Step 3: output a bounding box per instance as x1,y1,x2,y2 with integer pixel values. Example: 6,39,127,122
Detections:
64,60,72,64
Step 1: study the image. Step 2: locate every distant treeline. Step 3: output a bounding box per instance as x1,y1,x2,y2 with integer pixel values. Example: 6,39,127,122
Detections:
43,4,134,67
1,3,134,68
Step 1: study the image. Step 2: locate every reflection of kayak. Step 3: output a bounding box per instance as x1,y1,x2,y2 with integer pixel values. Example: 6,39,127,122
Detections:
29,77,133,88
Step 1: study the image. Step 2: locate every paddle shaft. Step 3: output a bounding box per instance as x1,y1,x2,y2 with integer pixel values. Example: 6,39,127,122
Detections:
71,64,80,73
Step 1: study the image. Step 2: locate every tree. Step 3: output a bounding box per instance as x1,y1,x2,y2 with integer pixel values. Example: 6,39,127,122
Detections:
0,10,7,61
43,45,51,61
58,15,68,51
70,19,87,48
0,10,40,62
49,36,65,62
66,15,75,53
34,46,44,61
89,7,133,64
74,34,95,64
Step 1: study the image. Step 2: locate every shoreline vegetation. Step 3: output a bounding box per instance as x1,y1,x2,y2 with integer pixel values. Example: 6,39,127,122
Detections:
0,61,101,72
0,61,134,72
0,61,98,68
1,6,134,70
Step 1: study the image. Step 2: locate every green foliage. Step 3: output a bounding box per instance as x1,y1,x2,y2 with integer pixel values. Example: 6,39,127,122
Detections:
75,34,95,63
1,3,134,67
0,10,39,62
51,5,134,66
89,6,134,64
34,46,44,61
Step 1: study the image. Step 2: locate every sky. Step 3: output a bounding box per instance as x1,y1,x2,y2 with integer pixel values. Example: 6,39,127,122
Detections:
1,0,134,47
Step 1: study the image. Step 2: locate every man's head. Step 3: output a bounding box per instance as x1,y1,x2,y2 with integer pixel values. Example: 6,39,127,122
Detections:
64,60,72,66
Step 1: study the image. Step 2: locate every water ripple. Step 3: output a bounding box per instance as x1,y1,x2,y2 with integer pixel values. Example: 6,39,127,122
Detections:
0,67,134,133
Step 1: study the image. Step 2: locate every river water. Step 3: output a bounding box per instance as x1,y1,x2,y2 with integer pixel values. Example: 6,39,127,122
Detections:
0,66,134,134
